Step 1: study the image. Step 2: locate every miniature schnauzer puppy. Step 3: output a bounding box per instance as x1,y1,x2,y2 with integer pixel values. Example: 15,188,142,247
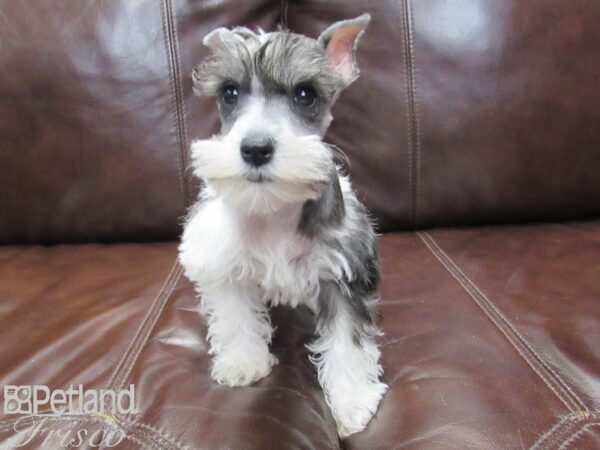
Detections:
179,14,387,437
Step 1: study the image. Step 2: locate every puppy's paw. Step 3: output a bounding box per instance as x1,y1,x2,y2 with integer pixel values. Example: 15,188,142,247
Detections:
330,381,388,438
211,350,278,387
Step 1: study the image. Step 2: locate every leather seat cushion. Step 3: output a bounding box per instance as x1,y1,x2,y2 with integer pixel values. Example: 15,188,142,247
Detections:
1,221,598,448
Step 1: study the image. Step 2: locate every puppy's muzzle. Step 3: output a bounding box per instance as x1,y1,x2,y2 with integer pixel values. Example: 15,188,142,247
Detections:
240,136,275,168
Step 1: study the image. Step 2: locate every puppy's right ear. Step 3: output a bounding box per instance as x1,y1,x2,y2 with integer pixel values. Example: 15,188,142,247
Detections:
202,27,232,50
193,28,234,96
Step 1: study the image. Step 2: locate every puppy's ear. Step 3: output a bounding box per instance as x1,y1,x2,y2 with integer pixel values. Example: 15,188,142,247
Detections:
318,14,371,85
202,27,235,50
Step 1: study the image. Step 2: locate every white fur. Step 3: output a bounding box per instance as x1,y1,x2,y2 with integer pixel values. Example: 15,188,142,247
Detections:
180,190,349,310
179,179,386,436
201,282,277,386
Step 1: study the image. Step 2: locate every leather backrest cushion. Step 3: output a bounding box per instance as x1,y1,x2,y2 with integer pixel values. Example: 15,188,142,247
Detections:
1,1,185,244
287,0,600,229
1,0,599,243
0,0,278,244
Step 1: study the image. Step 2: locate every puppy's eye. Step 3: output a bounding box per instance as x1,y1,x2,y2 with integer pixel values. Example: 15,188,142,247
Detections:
221,85,239,105
294,84,317,108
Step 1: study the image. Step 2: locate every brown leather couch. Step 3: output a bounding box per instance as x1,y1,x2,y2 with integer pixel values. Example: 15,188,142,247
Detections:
1,1,599,449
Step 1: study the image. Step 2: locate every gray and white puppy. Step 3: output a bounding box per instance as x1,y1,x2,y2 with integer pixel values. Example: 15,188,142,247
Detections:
179,14,387,437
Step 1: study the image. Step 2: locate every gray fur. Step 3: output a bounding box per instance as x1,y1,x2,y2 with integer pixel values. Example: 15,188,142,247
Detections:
194,29,344,101
193,29,346,135
298,169,381,344
253,32,344,101
320,188,381,337
298,169,345,237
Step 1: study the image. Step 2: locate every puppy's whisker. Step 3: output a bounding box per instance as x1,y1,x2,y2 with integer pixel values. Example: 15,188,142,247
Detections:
326,143,351,169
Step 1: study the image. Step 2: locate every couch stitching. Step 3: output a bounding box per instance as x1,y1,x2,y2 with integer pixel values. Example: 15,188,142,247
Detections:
401,0,420,228
531,415,574,450
168,0,191,206
162,0,191,207
119,432,159,450
110,267,186,448
558,422,600,450
0,261,184,448
106,259,180,391
530,412,600,450
411,0,422,229
400,0,413,228
417,231,587,412
122,417,189,450
111,264,182,394
124,427,174,450
407,0,421,227
103,416,174,449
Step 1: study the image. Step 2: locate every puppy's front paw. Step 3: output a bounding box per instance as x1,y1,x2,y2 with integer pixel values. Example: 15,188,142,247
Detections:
330,381,388,438
211,350,278,387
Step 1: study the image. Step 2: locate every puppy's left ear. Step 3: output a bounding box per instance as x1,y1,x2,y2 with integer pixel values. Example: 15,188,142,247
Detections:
318,13,371,86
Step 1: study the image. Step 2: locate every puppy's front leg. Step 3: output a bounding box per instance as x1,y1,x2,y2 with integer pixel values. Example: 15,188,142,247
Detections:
309,283,388,437
201,282,277,387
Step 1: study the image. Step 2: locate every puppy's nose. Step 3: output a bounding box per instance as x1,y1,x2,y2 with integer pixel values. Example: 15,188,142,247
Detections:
240,137,275,167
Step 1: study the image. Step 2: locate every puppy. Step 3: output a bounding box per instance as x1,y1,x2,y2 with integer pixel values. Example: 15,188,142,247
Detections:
179,14,387,437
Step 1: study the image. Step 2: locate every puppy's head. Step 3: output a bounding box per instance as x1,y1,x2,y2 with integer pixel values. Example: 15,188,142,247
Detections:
191,14,370,213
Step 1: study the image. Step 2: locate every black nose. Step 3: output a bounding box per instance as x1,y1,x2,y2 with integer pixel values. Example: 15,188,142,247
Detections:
240,137,275,167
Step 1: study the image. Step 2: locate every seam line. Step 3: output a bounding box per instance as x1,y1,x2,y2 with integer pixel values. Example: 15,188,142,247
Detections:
558,422,600,450
107,260,181,392
124,418,189,450
401,0,420,228
112,264,182,394
530,412,600,450
532,415,574,449
162,0,191,207
417,231,587,413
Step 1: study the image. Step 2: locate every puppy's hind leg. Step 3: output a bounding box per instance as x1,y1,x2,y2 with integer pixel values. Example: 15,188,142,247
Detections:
308,282,388,438
201,282,277,387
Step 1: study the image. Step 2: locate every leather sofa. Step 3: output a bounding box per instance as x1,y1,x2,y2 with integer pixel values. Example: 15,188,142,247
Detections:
1,1,599,449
